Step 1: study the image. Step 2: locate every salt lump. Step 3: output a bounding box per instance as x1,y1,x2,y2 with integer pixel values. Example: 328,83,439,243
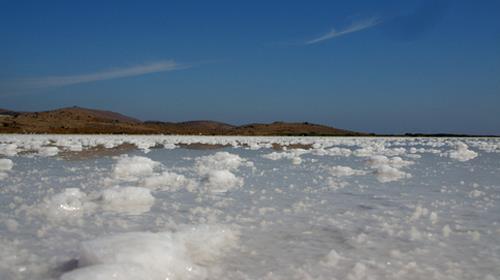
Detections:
322,249,342,266
195,152,251,174
202,170,243,193
444,142,478,162
99,186,155,214
113,155,161,181
0,158,13,179
365,155,413,169
141,171,197,192
195,152,250,193
37,146,59,157
330,166,365,177
0,144,17,156
61,225,239,280
43,188,96,220
366,155,412,182
291,156,302,165
261,149,308,162
373,165,411,183
42,186,155,220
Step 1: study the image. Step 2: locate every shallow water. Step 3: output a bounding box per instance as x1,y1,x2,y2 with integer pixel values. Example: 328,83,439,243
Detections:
0,135,499,280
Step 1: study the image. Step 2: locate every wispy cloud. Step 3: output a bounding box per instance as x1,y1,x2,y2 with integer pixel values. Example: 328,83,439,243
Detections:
18,60,188,89
306,17,381,45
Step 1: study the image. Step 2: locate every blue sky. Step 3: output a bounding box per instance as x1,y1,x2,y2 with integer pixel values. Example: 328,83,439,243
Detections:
0,0,499,134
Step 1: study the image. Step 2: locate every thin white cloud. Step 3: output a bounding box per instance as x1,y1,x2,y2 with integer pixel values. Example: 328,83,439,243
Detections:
306,17,381,45
20,60,188,89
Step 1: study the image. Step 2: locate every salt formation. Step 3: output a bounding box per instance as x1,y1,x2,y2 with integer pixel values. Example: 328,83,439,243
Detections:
41,188,96,221
0,135,498,280
0,143,17,156
61,225,239,280
37,146,59,157
329,166,366,177
195,152,251,193
40,186,155,220
201,169,244,193
366,155,412,182
195,151,251,173
141,171,197,192
443,142,478,161
113,155,161,181
0,158,13,179
99,186,155,214
373,165,412,183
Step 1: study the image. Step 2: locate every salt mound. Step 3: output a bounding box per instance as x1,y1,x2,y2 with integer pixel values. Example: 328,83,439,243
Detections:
325,147,352,157
373,165,411,183
365,155,413,169
330,166,365,177
195,152,250,174
0,158,14,171
113,155,161,181
37,146,59,157
141,171,197,192
0,158,13,179
261,149,308,161
42,186,154,220
445,142,478,162
61,225,239,280
99,186,155,214
291,156,302,165
43,188,96,221
0,144,18,156
61,264,148,280
365,155,412,182
195,152,249,193
202,170,243,193
322,249,342,266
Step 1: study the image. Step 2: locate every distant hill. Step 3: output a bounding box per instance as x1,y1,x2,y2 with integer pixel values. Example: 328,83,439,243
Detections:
0,108,18,116
0,106,367,136
231,121,359,136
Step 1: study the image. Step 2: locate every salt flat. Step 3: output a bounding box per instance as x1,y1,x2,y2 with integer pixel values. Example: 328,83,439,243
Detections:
0,135,499,280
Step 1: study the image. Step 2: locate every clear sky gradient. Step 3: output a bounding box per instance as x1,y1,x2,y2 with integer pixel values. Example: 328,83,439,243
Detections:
1,0,499,134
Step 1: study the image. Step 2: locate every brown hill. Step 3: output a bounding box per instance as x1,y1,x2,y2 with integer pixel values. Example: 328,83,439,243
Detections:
0,106,154,134
0,107,366,135
0,108,18,116
231,121,360,136
144,120,236,135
